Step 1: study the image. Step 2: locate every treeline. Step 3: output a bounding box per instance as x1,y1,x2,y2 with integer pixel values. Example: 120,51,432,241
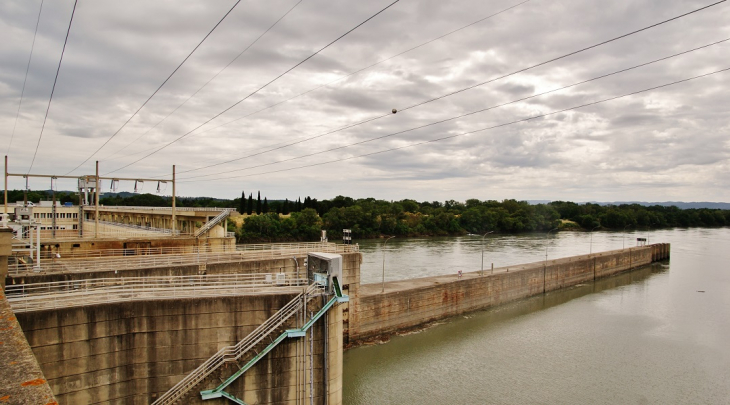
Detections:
232,196,730,243
8,190,729,242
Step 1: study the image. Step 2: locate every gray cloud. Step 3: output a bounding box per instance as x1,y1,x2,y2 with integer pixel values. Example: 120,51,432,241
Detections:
1,0,729,203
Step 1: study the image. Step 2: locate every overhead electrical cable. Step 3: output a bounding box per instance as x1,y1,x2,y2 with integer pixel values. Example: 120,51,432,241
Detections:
102,0,402,176
172,0,726,177
8,0,44,156
104,0,304,161
176,38,730,180
65,0,244,175
178,66,730,183
115,0,531,174
27,0,76,174
165,0,533,169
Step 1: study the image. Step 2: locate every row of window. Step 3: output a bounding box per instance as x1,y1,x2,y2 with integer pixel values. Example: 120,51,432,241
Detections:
33,212,78,219
39,225,78,230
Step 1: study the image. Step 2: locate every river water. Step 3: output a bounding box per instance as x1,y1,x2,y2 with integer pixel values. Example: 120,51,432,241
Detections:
343,228,730,404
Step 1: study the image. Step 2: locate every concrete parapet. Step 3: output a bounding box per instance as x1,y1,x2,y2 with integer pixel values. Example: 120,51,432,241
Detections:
0,291,57,405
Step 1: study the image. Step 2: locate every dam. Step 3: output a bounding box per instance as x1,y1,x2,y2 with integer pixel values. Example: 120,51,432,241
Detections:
1,228,669,403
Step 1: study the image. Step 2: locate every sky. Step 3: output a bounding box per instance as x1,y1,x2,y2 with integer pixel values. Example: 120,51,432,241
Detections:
1,0,729,203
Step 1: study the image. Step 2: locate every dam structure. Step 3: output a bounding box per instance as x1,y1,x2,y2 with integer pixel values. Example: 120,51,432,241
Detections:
0,223,669,403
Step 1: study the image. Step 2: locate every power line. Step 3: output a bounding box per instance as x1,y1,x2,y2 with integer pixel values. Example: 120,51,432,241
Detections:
65,0,244,175
8,0,44,157
177,38,730,180
102,0,402,176
178,66,730,183
165,0,534,174
27,0,76,174
103,0,304,161
172,0,727,177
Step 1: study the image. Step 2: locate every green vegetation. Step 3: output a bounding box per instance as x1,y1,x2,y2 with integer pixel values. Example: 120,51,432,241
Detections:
8,189,730,243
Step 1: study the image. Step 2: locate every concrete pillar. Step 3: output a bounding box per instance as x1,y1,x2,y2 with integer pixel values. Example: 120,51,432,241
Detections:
0,228,12,289
327,302,344,405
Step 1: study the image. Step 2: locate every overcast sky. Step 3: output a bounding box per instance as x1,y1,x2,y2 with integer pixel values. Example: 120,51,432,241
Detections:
1,0,728,203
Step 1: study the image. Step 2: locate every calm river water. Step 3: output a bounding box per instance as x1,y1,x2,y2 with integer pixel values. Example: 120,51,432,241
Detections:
343,228,730,404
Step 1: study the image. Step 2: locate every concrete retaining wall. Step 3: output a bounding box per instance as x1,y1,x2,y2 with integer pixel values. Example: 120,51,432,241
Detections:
348,244,668,343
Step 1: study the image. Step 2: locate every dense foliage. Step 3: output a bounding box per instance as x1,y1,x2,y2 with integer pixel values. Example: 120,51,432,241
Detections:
10,190,729,243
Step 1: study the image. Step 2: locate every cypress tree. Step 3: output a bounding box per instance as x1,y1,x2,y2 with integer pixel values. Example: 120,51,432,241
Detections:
263,197,269,213
247,193,253,215
256,191,261,214
283,198,290,215
239,190,245,214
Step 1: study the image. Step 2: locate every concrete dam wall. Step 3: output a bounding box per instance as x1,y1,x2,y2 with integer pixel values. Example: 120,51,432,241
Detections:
348,244,670,343
15,293,343,405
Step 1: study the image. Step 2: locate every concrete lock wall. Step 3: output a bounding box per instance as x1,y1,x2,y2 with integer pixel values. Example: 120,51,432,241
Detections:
348,245,667,343
15,293,344,405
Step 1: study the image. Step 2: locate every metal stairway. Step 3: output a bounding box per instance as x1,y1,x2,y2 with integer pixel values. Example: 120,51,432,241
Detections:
194,209,232,237
152,283,323,405
200,277,348,404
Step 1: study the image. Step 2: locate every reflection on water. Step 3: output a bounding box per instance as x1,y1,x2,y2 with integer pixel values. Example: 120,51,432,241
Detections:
344,228,730,404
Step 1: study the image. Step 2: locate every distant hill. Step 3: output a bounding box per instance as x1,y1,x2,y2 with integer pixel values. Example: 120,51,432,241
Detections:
601,201,730,210
527,200,730,210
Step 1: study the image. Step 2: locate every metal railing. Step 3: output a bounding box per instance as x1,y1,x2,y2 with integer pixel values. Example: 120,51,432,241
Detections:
8,243,358,276
152,283,323,405
25,245,238,260
82,206,231,212
93,220,183,235
5,273,308,313
236,242,359,253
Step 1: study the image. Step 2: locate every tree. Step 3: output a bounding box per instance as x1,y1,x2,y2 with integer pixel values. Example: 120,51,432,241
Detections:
246,193,253,215
282,198,290,215
256,191,261,214
239,190,245,214
263,197,269,213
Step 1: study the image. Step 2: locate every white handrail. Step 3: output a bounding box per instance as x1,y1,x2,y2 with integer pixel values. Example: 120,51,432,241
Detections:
6,273,308,313
8,243,358,276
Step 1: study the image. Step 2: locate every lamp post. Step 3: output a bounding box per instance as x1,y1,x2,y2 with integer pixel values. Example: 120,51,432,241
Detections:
589,225,600,254
622,224,633,249
647,222,657,245
481,231,494,276
545,227,559,266
381,236,395,293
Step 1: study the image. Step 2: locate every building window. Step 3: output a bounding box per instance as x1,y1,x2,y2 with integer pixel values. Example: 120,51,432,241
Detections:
72,224,78,230
34,213,39,218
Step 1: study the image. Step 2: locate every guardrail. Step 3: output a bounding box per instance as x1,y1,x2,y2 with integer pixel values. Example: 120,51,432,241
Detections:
93,220,183,235
5,273,308,313
82,206,231,212
11,242,357,261
8,243,359,276
236,242,359,252
153,283,323,405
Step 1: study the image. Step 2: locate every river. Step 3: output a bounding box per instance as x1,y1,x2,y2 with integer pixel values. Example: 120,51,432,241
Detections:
343,228,730,404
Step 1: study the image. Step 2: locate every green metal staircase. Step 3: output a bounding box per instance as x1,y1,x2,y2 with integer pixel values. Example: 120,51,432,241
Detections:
200,277,348,404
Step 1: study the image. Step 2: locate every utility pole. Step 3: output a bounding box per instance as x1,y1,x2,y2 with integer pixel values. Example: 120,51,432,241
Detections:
172,165,176,235
3,156,7,226
95,161,99,238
